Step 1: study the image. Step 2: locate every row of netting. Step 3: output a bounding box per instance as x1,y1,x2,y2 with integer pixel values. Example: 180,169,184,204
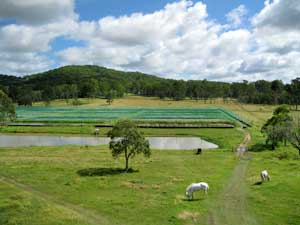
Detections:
16,107,248,124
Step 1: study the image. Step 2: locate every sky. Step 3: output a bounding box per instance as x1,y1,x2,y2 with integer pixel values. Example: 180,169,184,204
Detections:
0,0,299,82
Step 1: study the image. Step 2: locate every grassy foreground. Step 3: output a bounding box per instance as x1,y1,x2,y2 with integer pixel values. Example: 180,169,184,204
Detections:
246,147,300,225
1,97,300,224
1,132,299,225
0,127,243,225
245,129,300,225
0,181,87,225
0,146,238,225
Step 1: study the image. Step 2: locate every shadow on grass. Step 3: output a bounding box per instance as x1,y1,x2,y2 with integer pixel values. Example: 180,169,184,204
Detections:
253,181,263,186
183,198,202,202
77,167,138,177
248,143,273,152
182,198,202,202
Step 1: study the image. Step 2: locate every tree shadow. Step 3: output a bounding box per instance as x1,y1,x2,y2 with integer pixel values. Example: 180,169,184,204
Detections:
248,143,273,152
77,167,139,177
182,198,202,202
253,181,263,186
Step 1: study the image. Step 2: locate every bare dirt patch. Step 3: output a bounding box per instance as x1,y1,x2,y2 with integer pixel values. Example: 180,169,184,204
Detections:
178,211,200,223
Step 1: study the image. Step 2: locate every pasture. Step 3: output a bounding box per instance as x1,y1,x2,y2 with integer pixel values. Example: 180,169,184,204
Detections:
246,148,300,225
246,128,300,225
0,144,238,224
0,97,300,225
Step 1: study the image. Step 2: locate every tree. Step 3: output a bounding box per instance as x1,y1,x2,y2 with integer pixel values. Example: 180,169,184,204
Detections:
69,84,79,99
271,80,284,104
0,90,16,124
42,86,56,102
107,120,150,171
105,90,117,105
80,78,99,98
261,105,292,149
114,83,125,97
288,118,300,155
289,78,300,110
171,80,186,101
17,86,34,106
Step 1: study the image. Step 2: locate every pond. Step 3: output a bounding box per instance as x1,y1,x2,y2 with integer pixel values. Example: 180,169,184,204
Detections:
0,135,218,150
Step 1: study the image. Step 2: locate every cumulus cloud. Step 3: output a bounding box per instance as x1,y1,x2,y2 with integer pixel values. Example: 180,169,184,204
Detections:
57,0,300,82
0,0,76,25
59,1,253,80
252,0,300,31
1,0,300,81
0,52,52,75
0,18,78,75
0,0,77,75
251,0,300,59
226,5,248,28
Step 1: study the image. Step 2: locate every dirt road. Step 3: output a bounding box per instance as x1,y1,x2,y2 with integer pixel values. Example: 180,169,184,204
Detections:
206,130,257,225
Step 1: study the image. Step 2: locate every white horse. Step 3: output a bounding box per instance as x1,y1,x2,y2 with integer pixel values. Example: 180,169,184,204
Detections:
261,170,270,182
185,182,209,199
94,128,100,135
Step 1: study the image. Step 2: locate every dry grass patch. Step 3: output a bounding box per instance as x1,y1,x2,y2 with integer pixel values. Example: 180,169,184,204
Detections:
174,194,184,205
177,211,200,222
121,181,149,190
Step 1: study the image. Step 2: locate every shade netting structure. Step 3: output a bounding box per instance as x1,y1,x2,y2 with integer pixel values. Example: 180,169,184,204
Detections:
16,107,249,126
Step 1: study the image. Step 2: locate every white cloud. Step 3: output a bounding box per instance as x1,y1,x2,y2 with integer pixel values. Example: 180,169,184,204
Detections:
0,52,52,75
226,5,248,28
251,0,300,64
0,0,78,75
1,0,300,82
0,0,76,25
252,0,300,31
59,1,253,81
0,18,78,75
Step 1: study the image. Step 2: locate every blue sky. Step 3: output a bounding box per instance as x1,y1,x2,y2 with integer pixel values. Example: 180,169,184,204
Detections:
0,0,299,82
75,0,263,21
50,0,264,53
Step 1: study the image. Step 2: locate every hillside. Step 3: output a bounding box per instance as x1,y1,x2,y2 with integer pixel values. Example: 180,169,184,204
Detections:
24,65,164,89
0,65,299,107
0,65,169,105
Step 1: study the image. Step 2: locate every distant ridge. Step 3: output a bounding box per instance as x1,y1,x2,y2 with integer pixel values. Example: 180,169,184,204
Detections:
0,65,299,107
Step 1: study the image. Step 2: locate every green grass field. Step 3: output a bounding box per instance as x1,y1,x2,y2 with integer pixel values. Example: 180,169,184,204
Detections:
246,149,300,225
0,145,238,224
245,128,300,225
1,96,300,225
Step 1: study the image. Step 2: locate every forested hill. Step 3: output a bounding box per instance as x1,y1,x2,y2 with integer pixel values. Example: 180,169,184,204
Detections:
0,65,299,107
25,65,163,88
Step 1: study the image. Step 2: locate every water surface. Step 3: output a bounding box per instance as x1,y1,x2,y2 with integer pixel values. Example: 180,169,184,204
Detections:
0,135,218,150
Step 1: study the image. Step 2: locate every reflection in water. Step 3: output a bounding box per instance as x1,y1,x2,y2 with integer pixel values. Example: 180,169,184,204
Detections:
0,135,218,150
147,137,218,150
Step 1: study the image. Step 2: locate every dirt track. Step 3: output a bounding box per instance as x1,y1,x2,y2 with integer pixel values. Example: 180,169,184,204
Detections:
0,176,109,225
206,130,257,225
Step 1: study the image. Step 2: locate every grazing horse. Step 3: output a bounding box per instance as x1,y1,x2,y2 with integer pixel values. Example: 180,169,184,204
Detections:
185,182,209,199
94,128,100,135
261,170,270,182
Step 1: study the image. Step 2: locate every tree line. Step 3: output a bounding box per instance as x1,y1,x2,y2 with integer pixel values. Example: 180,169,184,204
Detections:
0,65,299,107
